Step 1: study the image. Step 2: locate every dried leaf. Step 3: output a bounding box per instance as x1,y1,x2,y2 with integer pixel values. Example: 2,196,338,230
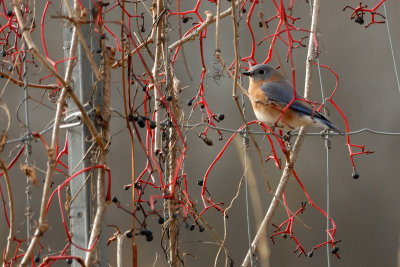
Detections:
20,163,38,187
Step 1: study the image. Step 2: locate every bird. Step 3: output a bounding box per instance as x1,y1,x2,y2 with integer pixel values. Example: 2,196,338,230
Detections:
243,64,342,133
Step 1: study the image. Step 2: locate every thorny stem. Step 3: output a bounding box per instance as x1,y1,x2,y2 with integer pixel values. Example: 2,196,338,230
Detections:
241,0,321,265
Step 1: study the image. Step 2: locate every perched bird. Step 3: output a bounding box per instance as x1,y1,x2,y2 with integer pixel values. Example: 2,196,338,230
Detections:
243,64,342,133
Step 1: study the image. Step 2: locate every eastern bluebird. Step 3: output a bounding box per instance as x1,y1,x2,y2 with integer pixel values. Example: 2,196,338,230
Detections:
243,64,342,133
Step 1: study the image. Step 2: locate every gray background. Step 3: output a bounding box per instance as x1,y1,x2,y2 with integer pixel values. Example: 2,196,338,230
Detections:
1,0,400,266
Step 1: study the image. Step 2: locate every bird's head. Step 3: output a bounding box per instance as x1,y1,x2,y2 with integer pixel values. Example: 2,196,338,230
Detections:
242,64,276,81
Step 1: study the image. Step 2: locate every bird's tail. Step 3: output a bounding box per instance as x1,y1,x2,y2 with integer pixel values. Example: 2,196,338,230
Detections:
317,118,344,135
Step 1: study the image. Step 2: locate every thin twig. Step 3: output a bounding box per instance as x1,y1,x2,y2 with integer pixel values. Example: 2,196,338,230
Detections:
0,71,58,90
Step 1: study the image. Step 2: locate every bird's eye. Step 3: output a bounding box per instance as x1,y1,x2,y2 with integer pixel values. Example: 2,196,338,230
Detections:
258,70,265,74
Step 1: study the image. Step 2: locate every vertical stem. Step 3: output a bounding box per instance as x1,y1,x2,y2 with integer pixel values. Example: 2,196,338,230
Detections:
1,156,14,266
241,0,321,266
153,1,163,155
167,69,181,267
118,1,138,266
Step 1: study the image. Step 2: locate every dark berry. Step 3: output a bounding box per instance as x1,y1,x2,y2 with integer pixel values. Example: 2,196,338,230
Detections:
137,117,145,128
172,213,178,219
66,258,73,264
203,137,213,146
217,113,225,121
149,121,157,129
96,48,102,54
7,10,12,17
242,8,246,13
140,25,145,32
142,85,147,91
200,104,205,109
187,99,193,106
128,114,134,121
189,224,195,231
331,246,339,254
158,217,165,224
146,234,153,242
126,231,133,238
197,180,203,186
259,22,263,28
166,96,173,101
2,50,6,57
352,171,360,179
282,233,288,239
308,251,314,258
112,196,118,203
199,225,205,232
140,229,146,236
144,230,152,237
35,255,40,263
355,16,364,25
134,182,141,189
124,185,131,190
182,17,189,23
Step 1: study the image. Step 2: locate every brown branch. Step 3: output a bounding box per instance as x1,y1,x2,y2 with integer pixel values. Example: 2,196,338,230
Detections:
0,71,58,90
152,2,162,155
0,154,14,265
241,0,321,265
84,40,114,267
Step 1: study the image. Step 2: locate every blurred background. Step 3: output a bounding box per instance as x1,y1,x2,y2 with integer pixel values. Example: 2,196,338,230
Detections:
1,0,400,266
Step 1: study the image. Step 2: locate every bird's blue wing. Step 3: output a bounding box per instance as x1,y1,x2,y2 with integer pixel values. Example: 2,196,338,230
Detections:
261,80,332,123
260,78,343,133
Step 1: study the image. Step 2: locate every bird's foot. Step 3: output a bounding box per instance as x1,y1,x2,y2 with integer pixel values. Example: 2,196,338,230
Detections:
283,131,293,150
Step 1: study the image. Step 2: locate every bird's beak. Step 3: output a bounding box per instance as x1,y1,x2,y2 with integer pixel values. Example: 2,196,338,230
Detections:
242,71,251,76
